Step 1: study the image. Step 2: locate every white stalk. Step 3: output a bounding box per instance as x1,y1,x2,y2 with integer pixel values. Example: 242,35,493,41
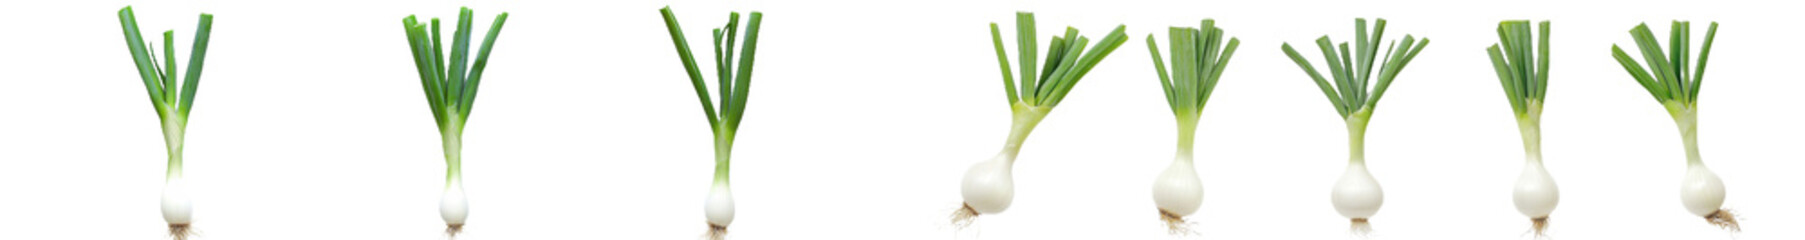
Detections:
1152,117,1202,217
1331,111,1382,220
439,121,468,227
441,179,467,225
705,133,736,227
1513,104,1559,219
961,102,1046,214
159,112,193,225
705,182,735,226
1671,106,1724,217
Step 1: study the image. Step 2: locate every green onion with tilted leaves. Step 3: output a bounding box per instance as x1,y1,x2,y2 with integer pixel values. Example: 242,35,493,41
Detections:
1279,18,1427,234
1608,20,1736,231
954,12,1128,228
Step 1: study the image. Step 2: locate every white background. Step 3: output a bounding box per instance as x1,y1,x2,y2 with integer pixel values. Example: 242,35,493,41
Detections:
0,0,1799,239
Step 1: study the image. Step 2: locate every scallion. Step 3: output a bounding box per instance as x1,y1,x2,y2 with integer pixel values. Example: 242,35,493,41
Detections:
1143,19,1238,234
1483,20,1559,236
1279,18,1428,233
954,12,1128,227
1609,20,1736,231
116,6,212,240
398,7,509,235
658,6,763,240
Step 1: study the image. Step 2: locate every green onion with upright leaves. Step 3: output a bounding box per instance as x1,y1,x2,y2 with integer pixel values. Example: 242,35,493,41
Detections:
658,6,762,240
399,7,508,235
1484,20,1558,236
1279,18,1427,233
1609,20,1736,231
954,12,1128,227
1144,19,1238,234
117,6,212,240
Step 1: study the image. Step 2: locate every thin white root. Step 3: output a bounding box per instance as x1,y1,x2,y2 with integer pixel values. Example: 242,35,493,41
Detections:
1159,209,1198,235
1529,217,1549,239
168,223,192,240
446,223,464,237
1705,209,1740,232
1349,218,1372,237
705,223,728,240
950,203,979,229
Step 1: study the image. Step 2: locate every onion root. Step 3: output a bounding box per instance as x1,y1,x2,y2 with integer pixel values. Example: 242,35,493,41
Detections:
1705,209,1740,232
706,223,728,240
950,203,979,229
168,223,191,240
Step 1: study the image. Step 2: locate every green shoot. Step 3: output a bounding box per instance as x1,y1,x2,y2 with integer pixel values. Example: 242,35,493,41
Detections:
1484,20,1551,157
1144,19,1239,157
987,12,1128,154
1609,21,1717,165
658,6,761,186
118,6,213,177
1280,18,1428,163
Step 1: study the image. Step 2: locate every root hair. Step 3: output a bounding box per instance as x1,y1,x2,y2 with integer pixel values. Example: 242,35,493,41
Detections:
705,223,728,240
950,203,980,229
1529,217,1549,238
168,223,192,240
1158,208,1198,235
1705,209,1740,232
1349,218,1372,236
446,223,464,237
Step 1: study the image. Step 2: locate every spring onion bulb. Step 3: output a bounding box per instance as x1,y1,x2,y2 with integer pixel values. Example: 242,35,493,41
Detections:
1484,20,1558,236
658,7,763,240
1279,18,1428,234
955,12,1128,227
1609,21,1735,231
399,7,509,236
1142,19,1239,234
116,7,213,240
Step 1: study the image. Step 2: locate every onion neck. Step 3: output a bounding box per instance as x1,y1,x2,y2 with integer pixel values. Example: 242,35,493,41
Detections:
1665,101,1702,166
713,126,735,186
159,109,187,179
1174,113,1200,163
1516,103,1544,165
1000,101,1050,163
1344,109,1372,165
440,116,464,187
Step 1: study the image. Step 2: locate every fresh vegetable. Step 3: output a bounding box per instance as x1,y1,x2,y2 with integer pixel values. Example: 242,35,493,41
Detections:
1609,20,1736,231
116,6,213,240
1279,18,1428,234
1484,20,1558,236
955,12,1128,227
398,7,509,235
1143,19,1239,234
658,7,763,240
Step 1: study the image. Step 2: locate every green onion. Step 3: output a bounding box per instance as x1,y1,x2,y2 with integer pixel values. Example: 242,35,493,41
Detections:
1279,18,1427,233
1485,20,1558,236
956,12,1128,227
1144,19,1238,233
658,6,762,239
117,6,212,239
399,7,508,235
1609,20,1736,231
